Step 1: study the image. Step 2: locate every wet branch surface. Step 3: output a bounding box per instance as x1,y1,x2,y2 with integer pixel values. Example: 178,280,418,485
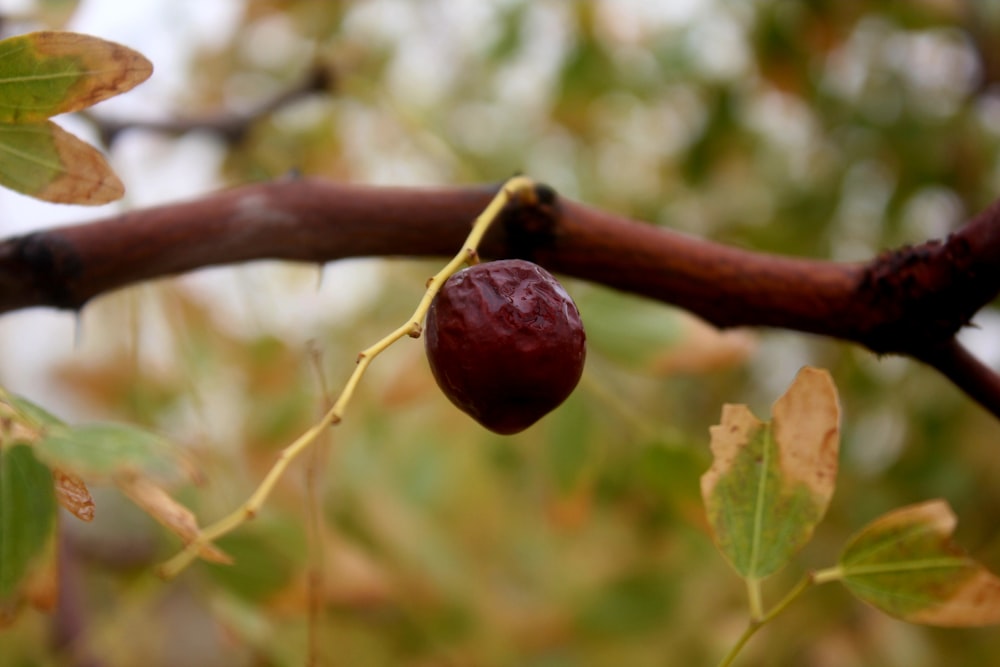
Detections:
1,178,999,417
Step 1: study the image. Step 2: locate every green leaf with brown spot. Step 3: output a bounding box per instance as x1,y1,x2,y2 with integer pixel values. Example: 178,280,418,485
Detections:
701,366,840,580
4,393,65,432
0,120,123,204
0,31,151,205
838,500,1000,626
0,31,152,123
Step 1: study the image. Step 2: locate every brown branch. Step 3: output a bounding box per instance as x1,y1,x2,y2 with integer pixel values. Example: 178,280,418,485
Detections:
914,339,1000,419
1,178,999,417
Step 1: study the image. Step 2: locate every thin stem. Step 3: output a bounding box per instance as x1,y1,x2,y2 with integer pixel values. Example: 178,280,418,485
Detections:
157,176,538,579
717,572,823,667
746,578,764,621
812,566,843,584
760,573,816,624
716,622,759,667
305,343,332,667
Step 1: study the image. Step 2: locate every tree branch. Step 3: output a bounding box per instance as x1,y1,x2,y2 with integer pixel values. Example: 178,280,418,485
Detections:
1,178,999,417
914,339,1000,419
85,64,335,146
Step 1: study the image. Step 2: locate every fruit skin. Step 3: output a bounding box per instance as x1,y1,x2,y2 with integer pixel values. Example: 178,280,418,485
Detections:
425,259,586,435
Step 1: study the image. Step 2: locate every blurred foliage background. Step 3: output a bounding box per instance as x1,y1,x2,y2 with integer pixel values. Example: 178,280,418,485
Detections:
3,0,1000,665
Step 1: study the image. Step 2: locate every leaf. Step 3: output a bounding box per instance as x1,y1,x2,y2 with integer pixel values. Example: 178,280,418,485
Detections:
0,31,152,123
0,120,124,204
701,366,840,580
35,422,189,482
651,313,755,375
20,541,58,613
5,393,65,431
575,286,685,371
578,289,755,375
576,570,677,636
53,468,95,522
1,391,64,446
0,31,151,205
838,500,1000,626
0,445,57,599
116,474,231,565
203,522,305,602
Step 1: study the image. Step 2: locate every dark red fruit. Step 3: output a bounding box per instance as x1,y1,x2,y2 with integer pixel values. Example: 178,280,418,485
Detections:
425,259,586,435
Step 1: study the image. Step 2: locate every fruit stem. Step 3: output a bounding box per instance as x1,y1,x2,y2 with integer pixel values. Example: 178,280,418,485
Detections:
157,175,540,578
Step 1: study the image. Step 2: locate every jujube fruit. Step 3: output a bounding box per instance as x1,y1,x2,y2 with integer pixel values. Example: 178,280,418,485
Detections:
424,259,586,435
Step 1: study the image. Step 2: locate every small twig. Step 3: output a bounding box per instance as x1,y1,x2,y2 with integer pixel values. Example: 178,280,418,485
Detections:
914,339,1000,419
157,176,539,578
305,342,331,667
86,64,335,147
717,573,818,667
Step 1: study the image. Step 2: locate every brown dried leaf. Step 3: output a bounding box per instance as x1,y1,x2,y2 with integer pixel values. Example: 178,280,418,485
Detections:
653,315,756,375
53,468,95,522
116,474,231,565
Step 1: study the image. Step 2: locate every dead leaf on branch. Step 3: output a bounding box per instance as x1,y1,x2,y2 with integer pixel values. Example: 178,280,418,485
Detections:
116,474,231,565
53,468,95,522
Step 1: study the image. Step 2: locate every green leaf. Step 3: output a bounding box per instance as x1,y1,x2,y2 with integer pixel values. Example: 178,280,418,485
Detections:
35,422,187,482
0,120,124,204
0,444,57,599
574,286,684,371
701,366,840,580
1,391,63,447
576,570,677,636
6,393,65,431
204,523,305,602
0,31,152,123
838,500,1000,626
0,31,151,205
